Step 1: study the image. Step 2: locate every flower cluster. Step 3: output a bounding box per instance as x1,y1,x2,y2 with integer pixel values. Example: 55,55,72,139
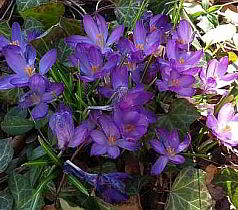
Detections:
1,11,238,205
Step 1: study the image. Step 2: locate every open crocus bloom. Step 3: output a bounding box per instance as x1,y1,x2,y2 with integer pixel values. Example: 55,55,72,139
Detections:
199,56,238,94
150,128,191,175
65,14,124,54
206,103,238,146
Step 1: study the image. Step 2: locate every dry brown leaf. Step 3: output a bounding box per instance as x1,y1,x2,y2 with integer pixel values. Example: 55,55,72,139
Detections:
205,164,218,185
113,196,142,210
42,204,57,210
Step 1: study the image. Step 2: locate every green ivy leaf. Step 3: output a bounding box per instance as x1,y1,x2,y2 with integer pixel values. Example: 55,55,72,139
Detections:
114,0,148,29
157,99,200,136
9,172,44,210
16,0,48,12
19,2,65,29
0,138,14,173
165,166,213,210
60,17,85,36
4,107,27,120
0,191,13,210
1,116,34,135
23,17,44,35
213,168,238,208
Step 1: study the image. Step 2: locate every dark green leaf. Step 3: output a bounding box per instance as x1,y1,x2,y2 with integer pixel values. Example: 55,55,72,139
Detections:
60,17,85,36
1,116,34,135
213,168,238,208
16,0,48,11
4,107,27,119
34,116,48,129
19,2,65,29
148,0,177,15
126,175,152,195
157,99,200,136
0,138,14,173
9,172,44,210
0,88,21,105
28,146,46,161
0,191,13,210
165,166,213,210
29,166,44,186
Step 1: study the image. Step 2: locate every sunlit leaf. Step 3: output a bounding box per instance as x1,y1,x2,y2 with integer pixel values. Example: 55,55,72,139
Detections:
1,116,34,135
0,191,13,210
165,166,213,210
0,138,14,173
157,99,200,136
9,172,44,210
202,24,236,45
60,198,85,210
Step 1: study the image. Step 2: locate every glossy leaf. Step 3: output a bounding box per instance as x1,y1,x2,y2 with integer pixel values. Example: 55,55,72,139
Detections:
0,191,13,210
4,107,27,119
165,166,213,210
0,21,10,39
1,116,34,135
19,2,65,29
23,17,44,35
9,172,44,210
0,138,14,173
157,99,200,136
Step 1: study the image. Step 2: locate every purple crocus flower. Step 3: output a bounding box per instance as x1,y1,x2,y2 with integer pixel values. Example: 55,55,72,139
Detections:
90,115,139,159
65,14,124,54
19,74,64,119
64,160,130,203
114,110,148,141
150,128,191,175
206,103,238,146
159,39,203,73
70,43,118,82
0,46,57,89
0,22,25,52
172,19,194,50
199,56,238,94
156,69,196,96
149,14,172,33
49,105,95,150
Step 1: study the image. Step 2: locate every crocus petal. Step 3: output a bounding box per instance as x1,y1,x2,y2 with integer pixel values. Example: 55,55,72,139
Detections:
65,35,93,48
83,15,99,44
10,77,29,87
29,74,46,94
118,37,135,55
169,130,180,149
107,146,120,159
166,39,177,60
133,20,146,47
176,134,191,153
90,143,107,156
151,156,169,175
220,73,238,82
218,103,234,122
99,115,120,139
112,66,128,90
206,113,218,131
39,49,57,75
181,67,201,75
169,154,185,164
106,25,124,46
206,59,218,78
91,130,107,145
178,75,195,87
156,80,169,91
69,126,88,147
0,75,17,90
41,82,64,102
116,138,139,151
175,87,196,96
144,30,161,56
31,102,48,119
96,14,108,44
177,20,193,44
216,56,229,78
0,35,9,50
25,45,36,66
156,128,169,148
150,139,165,154
88,46,103,67
3,47,27,76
